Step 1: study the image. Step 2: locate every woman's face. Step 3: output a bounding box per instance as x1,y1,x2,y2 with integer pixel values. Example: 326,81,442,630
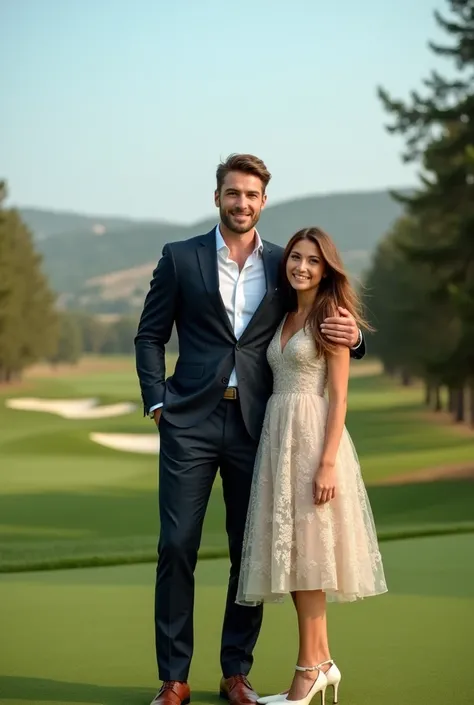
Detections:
286,238,326,293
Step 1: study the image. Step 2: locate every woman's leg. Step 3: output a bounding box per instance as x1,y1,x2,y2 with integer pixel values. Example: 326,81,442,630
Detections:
287,590,330,701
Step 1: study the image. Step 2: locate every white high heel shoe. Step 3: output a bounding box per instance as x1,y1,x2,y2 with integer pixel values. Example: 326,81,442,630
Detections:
257,661,341,705
264,665,327,705
316,661,341,704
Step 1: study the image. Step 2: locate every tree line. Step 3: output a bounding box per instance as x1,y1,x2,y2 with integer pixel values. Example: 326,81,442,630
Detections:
50,311,138,364
0,184,180,379
364,0,474,425
51,311,178,364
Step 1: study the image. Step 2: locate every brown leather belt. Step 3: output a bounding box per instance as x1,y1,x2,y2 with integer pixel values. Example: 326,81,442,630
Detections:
223,387,239,400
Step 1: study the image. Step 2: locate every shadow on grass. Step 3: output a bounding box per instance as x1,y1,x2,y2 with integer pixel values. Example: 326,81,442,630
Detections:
0,677,220,705
346,404,474,458
0,486,227,571
0,676,153,704
1,480,474,573
1,479,473,540
0,488,162,539
369,480,474,528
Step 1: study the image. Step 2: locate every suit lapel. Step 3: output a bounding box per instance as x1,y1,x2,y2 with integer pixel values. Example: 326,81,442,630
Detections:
261,243,278,297
196,230,236,339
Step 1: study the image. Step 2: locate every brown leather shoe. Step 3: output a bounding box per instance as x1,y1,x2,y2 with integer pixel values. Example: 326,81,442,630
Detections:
150,681,190,705
219,675,259,705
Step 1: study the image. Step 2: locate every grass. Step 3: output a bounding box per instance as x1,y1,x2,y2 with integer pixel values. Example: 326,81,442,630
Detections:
1,357,473,704
1,356,474,572
0,532,473,705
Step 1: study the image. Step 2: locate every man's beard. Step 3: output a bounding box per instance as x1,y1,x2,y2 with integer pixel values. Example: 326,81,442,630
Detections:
220,208,261,234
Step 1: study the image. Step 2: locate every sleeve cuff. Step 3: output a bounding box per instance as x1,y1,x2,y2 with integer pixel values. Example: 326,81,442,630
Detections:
149,403,163,417
351,329,363,350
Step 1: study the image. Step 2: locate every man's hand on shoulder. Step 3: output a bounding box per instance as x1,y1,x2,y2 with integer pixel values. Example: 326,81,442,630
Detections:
320,306,360,348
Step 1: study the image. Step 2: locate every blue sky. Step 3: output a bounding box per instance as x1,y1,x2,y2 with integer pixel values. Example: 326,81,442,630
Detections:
2,0,447,222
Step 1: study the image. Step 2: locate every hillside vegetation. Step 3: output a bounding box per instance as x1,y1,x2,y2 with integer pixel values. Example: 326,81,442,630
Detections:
24,189,408,313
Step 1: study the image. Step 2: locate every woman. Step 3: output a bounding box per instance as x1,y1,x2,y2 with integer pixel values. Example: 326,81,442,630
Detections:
236,228,387,705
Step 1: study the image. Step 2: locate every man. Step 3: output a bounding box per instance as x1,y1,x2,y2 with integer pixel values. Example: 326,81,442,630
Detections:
134,154,365,705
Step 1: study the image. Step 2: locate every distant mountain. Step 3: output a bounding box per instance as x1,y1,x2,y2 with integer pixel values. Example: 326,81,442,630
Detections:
19,206,174,240
23,188,409,314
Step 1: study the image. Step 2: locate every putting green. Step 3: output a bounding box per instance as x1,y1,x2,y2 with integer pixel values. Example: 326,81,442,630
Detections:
1,533,473,705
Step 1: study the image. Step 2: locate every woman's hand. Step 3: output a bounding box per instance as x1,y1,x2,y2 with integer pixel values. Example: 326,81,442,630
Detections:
313,461,337,505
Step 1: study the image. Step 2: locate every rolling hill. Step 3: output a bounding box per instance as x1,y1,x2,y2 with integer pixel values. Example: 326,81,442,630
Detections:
20,207,174,240
23,188,409,313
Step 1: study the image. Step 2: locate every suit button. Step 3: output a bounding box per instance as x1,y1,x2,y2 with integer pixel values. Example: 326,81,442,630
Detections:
221,377,229,385
235,344,240,351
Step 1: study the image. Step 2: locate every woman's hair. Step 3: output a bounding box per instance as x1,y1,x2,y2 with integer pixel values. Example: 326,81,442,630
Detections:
281,227,372,356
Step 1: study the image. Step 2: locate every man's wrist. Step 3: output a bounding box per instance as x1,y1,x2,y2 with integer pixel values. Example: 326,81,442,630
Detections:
351,329,362,350
149,403,163,418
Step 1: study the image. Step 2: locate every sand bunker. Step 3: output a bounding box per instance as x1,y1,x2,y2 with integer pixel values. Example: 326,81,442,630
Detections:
6,397,136,419
89,432,159,454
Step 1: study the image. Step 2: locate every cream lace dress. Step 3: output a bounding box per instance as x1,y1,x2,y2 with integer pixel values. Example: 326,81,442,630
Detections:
236,317,387,605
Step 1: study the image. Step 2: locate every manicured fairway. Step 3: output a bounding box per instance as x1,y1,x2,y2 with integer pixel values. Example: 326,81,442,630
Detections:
1,359,474,571
1,532,473,705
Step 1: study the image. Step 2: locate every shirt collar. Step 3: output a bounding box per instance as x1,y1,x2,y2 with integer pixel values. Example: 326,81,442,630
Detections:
215,224,263,255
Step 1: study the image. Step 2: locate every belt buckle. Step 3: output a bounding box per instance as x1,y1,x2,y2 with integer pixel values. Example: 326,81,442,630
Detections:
224,387,238,400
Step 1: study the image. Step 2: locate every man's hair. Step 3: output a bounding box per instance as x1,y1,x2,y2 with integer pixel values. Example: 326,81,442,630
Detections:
216,153,271,194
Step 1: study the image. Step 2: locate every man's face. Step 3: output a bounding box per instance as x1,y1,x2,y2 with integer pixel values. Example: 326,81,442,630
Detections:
215,171,267,234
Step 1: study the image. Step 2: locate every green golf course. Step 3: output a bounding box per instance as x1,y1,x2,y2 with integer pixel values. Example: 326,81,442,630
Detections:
1,534,473,705
1,357,473,704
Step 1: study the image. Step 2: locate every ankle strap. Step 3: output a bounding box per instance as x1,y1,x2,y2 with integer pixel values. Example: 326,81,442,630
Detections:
295,665,320,672
316,660,334,668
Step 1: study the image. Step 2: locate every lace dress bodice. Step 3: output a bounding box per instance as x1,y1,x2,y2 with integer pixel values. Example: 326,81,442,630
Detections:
267,317,328,396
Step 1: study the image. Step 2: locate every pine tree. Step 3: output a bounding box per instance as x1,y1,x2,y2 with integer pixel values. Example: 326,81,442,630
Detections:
377,0,474,423
365,217,458,401
0,183,59,380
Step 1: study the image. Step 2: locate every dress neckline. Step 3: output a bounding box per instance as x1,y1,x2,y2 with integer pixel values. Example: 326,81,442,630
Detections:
279,313,306,354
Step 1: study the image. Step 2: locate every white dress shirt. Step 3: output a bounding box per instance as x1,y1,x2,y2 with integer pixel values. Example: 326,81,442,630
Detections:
215,224,266,386
149,225,266,413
